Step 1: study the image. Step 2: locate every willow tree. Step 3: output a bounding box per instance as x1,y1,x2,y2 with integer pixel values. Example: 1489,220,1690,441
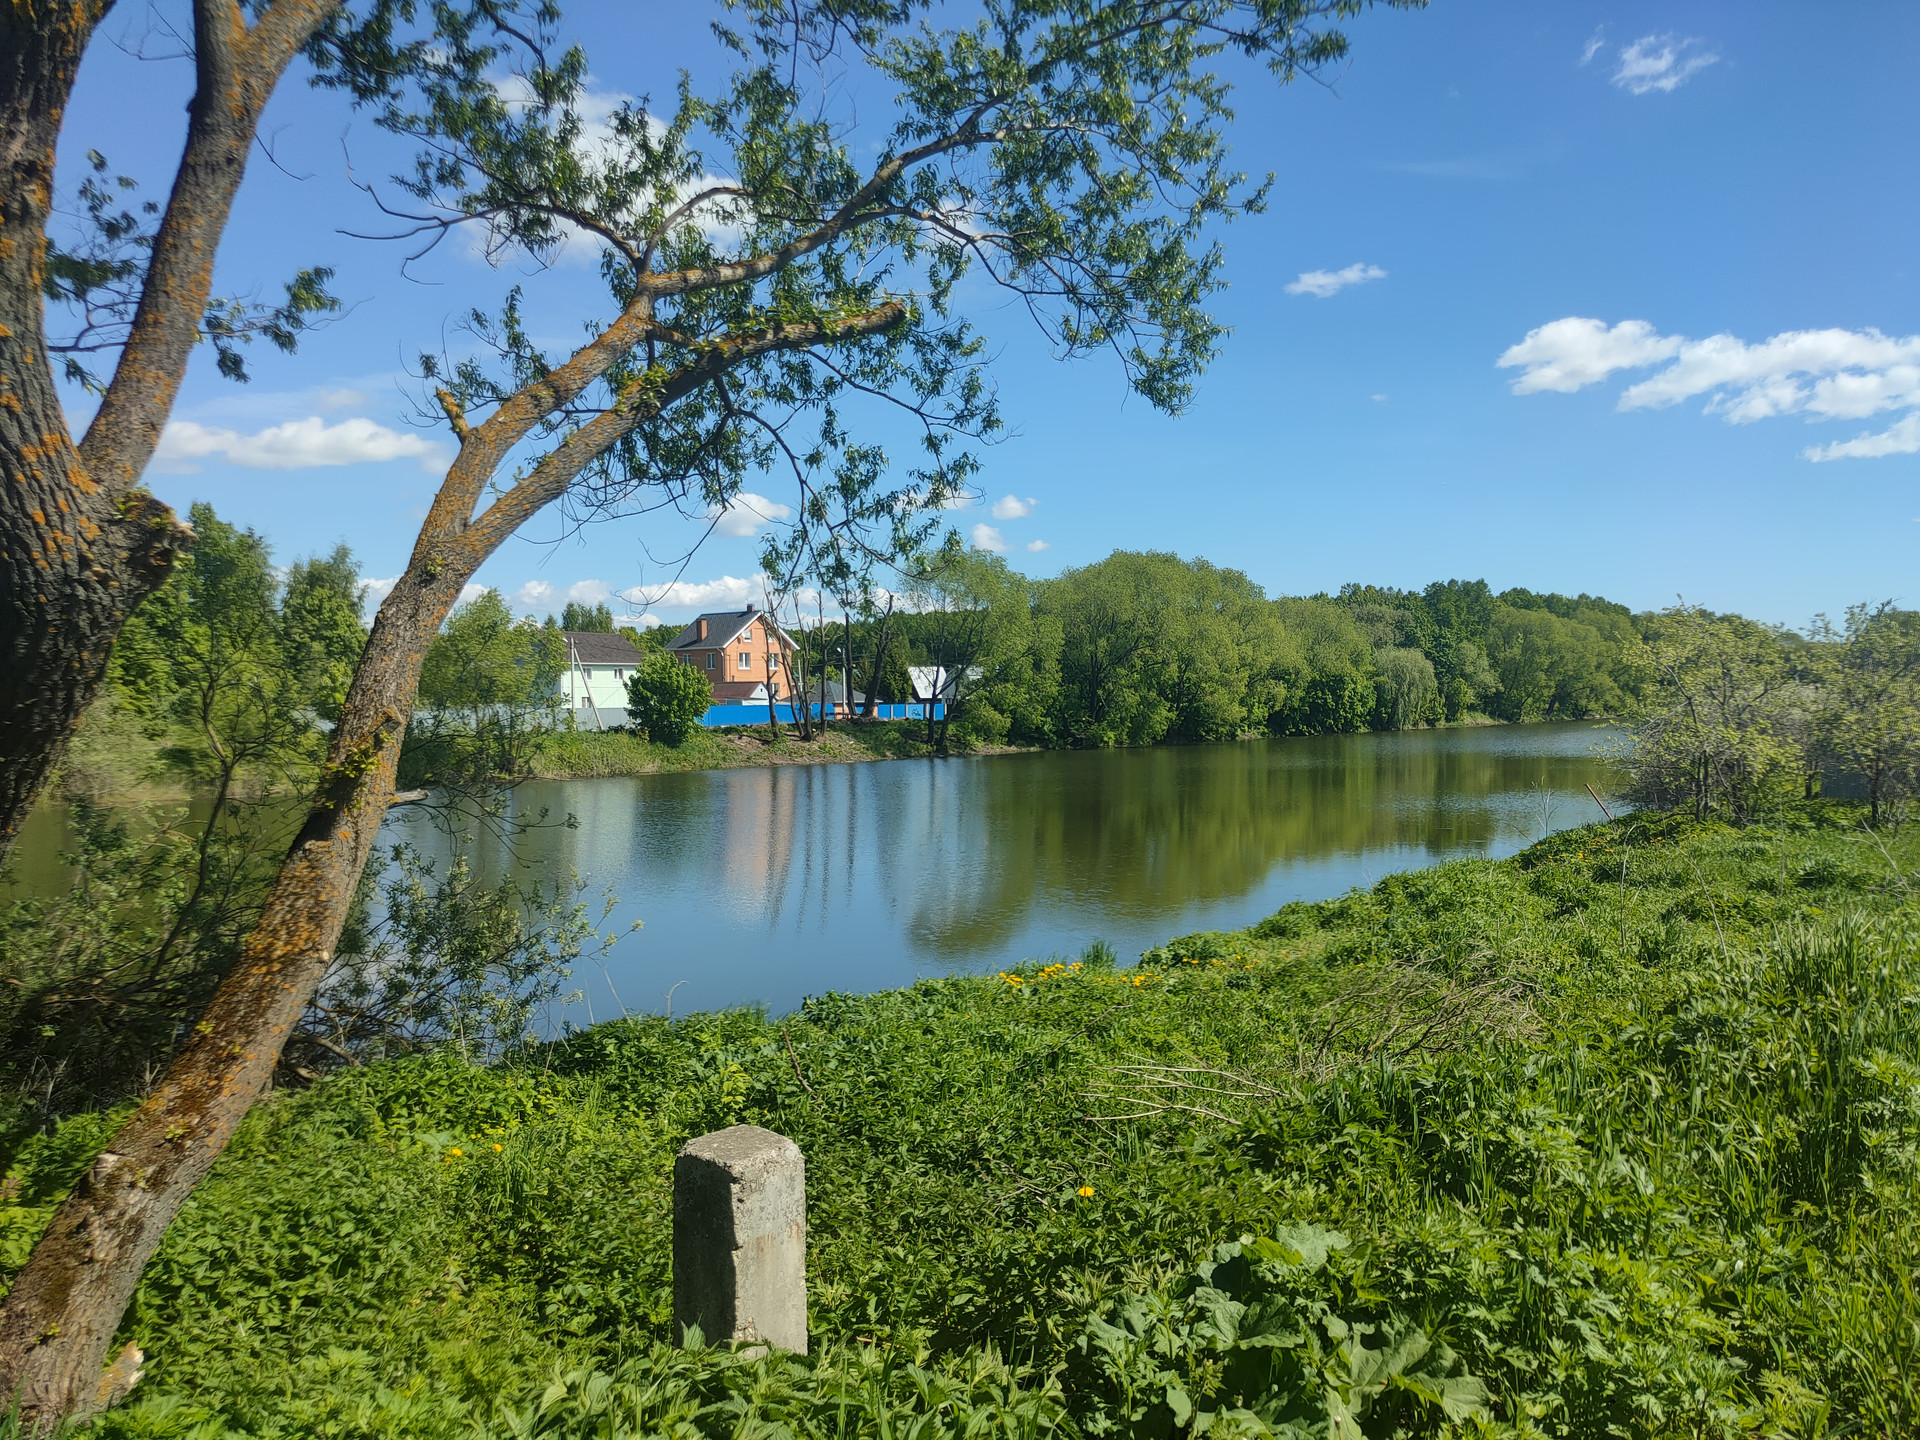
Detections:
0,0,350,863
0,0,1416,1423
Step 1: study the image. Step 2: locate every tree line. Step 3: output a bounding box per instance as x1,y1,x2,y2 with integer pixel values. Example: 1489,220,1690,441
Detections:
83,508,1918,832
1627,603,1920,826
780,551,1647,750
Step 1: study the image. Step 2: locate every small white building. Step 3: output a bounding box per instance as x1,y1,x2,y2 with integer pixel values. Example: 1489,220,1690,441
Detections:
907,665,979,704
560,629,645,724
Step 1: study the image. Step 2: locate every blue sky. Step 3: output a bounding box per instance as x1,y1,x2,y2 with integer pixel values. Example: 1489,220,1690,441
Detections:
53,1,1920,628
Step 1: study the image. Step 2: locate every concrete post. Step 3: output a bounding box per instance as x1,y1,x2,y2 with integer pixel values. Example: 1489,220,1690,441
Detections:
673,1124,807,1354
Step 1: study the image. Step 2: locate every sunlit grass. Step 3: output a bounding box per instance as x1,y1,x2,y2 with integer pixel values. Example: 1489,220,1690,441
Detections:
4,802,1917,1436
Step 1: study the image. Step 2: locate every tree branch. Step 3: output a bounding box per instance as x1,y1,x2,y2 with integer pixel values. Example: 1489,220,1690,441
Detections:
462,302,907,558
77,0,340,497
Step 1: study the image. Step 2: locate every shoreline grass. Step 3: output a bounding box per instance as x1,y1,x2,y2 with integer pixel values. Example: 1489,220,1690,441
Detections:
524,713,1545,782
526,720,1031,780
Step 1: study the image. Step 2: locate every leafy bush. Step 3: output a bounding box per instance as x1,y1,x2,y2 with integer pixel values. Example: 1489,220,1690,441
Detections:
296,843,619,1072
1075,1227,1487,1435
625,653,715,744
403,591,568,786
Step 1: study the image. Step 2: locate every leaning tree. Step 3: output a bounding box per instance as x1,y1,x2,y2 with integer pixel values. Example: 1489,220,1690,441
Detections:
0,0,1418,1423
0,0,353,862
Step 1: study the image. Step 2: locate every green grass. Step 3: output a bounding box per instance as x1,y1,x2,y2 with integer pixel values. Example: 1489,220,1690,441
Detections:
4,803,1919,1437
526,720,980,779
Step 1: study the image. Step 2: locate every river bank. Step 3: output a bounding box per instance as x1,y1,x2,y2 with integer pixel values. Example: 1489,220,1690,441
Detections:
8,800,1914,1436
524,713,1520,782
526,718,1031,779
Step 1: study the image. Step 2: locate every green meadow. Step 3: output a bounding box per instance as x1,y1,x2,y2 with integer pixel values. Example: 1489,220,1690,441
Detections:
6,803,1916,1438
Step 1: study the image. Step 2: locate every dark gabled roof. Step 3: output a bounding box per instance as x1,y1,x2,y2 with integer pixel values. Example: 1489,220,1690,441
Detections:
563,630,644,665
816,679,866,705
665,609,792,652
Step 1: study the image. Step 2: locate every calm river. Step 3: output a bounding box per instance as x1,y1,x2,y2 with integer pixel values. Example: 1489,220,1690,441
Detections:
387,722,1622,1018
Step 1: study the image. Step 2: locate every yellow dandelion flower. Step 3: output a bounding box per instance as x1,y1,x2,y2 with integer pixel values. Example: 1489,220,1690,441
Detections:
1077,1185,1095,1197
448,1147,463,1158
491,1143,503,1152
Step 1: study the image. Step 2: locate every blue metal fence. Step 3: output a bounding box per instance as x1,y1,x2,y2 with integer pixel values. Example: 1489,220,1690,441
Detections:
696,702,943,727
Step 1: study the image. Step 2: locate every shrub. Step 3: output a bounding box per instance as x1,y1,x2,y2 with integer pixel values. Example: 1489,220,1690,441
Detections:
625,653,713,744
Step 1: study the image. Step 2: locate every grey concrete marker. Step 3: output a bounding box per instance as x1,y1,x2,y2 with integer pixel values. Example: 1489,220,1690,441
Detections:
673,1124,807,1354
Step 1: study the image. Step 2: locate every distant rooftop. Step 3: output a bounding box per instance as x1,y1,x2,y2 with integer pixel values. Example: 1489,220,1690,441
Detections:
562,630,643,665
666,608,790,652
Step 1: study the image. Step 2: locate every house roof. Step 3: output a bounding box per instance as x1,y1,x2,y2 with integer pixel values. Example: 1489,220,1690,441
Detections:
907,665,978,701
907,665,949,701
816,679,866,705
708,680,771,703
563,630,644,665
665,609,792,652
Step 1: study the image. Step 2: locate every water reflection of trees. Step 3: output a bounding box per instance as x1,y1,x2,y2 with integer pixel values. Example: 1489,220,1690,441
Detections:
397,726,1620,968
896,730,1620,955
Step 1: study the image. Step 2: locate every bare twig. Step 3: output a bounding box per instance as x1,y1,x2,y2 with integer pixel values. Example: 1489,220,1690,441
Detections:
782,1027,818,1100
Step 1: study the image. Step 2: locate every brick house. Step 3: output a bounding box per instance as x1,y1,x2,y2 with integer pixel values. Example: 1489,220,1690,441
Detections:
665,606,797,705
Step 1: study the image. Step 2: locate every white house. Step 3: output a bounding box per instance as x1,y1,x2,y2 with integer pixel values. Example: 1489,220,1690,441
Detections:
560,629,645,725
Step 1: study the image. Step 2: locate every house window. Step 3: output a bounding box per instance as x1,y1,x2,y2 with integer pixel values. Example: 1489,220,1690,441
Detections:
743,625,754,642
768,655,780,672
739,651,750,670
705,652,715,670
614,668,624,681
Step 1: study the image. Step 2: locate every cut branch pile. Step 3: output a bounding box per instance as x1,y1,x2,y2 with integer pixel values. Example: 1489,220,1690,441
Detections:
1084,957,1539,1126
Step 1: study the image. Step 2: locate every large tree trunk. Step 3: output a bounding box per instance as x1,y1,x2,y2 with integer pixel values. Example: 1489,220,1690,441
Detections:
0,0,184,855
0,562,456,1428
0,0,334,863
0,273,900,1427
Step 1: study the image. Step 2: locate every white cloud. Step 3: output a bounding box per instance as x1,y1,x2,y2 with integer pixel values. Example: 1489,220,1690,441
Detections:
1612,35,1719,95
1025,539,1051,553
1500,315,1920,460
619,574,758,611
1497,318,1684,395
709,491,793,538
1617,331,1920,421
619,613,665,630
359,576,398,614
360,576,489,619
515,579,612,609
991,494,1036,520
1285,263,1387,299
970,523,1006,552
156,416,444,473
1578,29,1606,66
486,79,746,267
1806,413,1920,463
1371,393,1389,404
